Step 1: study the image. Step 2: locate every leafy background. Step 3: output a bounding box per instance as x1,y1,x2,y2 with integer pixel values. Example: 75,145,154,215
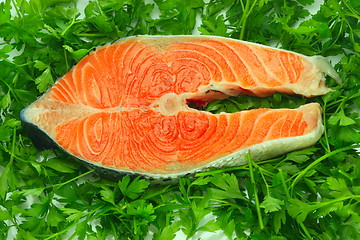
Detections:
0,0,360,239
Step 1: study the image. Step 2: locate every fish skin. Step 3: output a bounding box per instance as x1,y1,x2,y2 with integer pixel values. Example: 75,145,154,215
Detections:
21,35,339,179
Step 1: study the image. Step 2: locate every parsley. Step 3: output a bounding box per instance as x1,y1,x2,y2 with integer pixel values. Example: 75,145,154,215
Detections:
1,0,360,239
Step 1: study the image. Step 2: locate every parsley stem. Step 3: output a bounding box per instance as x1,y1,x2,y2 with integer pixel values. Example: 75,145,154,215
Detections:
343,0,360,19
64,48,70,70
252,161,276,177
61,3,81,37
338,170,353,183
1,72,21,103
325,98,344,109
52,169,95,190
188,196,242,209
5,152,30,163
10,122,16,164
11,0,22,18
326,20,344,51
259,166,270,194
321,102,331,153
3,58,33,68
299,222,313,240
144,185,171,199
195,158,277,178
247,153,264,230
238,0,258,39
77,33,109,37
279,169,291,200
320,195,360,206
95,0,105,16
195,165,249,177
239,0,245,12
43,221,78,240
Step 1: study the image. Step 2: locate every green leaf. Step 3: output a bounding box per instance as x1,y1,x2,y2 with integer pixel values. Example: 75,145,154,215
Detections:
35,68,54,93
296,0,315,5
224,218,235,239
17,187,45,197
41,158,77,173
63,44,74,53
74,220,88,240
273,210,286,234
329,125,360,147
61,208,85,222
26,202,48,218
190,176,212,186
328,110,356,126
260,195,284,213
197,219,220,232
13,89,36,104
100,186,115,204
118,176,149,200
209,173,245,200
315,201,343,218
284,148,318,163
34,60,49,71
0,161,17,199
0,125,12,141
126,200,155,221
4,119,21,128
55,182,80,202
47,206,65,227
17,229,38,240
278,162,300,175
0,209,11,221
326,177,352,198
0,91,11,109
0,0,11,25
0,44,13,59
153,221,182,240
200,15,227,36
322,90,343,104
287,199,317,223
205,100,223,112
72,48,91,61
290,26,314,35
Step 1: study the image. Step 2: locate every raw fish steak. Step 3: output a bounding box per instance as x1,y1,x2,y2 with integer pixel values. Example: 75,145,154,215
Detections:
21,35,340,178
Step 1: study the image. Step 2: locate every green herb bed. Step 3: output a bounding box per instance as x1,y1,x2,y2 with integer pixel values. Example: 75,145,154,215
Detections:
0,0,360,239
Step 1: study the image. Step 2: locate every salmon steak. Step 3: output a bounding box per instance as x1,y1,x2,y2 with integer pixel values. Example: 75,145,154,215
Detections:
21,35,340,178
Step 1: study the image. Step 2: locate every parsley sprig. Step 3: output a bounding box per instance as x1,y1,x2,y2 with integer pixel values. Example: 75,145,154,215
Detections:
1,0,360,239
